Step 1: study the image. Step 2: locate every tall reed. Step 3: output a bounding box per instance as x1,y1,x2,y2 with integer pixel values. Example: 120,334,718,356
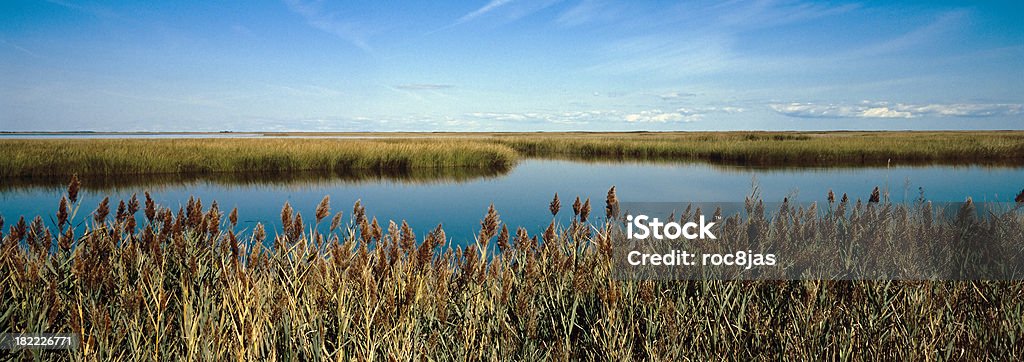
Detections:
1,180,1022,360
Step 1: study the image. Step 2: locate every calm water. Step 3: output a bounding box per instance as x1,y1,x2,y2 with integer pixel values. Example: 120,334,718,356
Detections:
2,160,1022,246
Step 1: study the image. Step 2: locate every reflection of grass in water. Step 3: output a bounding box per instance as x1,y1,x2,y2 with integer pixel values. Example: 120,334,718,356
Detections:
531,153,1024,174
2,182,1023,359
0,166,511,193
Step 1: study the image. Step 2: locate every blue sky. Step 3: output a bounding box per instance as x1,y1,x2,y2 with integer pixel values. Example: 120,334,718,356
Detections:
1,0,1021,131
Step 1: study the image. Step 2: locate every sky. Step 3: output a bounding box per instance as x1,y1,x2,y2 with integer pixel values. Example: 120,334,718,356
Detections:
0,0,1022,132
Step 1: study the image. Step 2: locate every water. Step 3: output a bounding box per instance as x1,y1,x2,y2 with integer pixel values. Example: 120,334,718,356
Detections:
2,160,1021,246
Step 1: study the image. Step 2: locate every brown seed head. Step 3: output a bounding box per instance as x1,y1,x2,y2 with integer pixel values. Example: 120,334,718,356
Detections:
57,197,69,229
581,198,591,222
253,223,266,244
315,195,330,223
353,199,366,224
543,221,556,245
478,203,500,247
207,202,221,236
229,207,238,228
128,193,139,215
59,228,73,252
869,186,881,203
572,196,581,217
400,221,416,253
827,189,835,204
116,200,127,223
435,225,446,247
371,217,382,241
280,201,293,232
1015,189,1024,204
144,192,156,222
290,213,304,241
514,227,529,251
94,197,110,225
549,193,560,216
605,186,619,220
496,224,510,253
15,216,27,242
228,230,239,260
330,211,343,231
67,174,80,204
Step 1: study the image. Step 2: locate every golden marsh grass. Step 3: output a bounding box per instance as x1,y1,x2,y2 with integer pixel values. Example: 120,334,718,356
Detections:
0,138,518,179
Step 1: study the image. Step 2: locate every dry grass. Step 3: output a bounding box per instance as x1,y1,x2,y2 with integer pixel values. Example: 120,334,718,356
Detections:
488,131,1024,166
3,131,1024,180
2,179,1023,360
0,138,518,179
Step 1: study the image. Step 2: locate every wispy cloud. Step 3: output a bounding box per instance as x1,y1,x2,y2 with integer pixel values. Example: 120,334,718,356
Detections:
710,0,859,31
394,83,454,90
452,0,562,27
464,106,743,125
586,1,959,81
466,110,612,125
556,0,618,27
0,38,44,59
770,102,1023,119
457,0,517,24
284,0,374,52
43,0,117,18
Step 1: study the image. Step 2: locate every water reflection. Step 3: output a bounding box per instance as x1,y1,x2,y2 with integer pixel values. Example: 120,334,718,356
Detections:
532,153,1024,169
0,166,511,193
1,160,1021,245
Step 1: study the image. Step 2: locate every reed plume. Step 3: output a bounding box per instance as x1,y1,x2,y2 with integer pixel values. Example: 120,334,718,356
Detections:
550,193,561,216
315,195,330,224
605,186,619,220
581,198,591,223
67,174,80,204
478,204,500,248
57,196,69,229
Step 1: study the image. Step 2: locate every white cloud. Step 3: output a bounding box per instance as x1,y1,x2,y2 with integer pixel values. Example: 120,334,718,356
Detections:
557,0,618,27
657,91,697,101
284,0,374,52
770,102,1022,119
624,109,701,123
466,110,617,125
457,0,516,24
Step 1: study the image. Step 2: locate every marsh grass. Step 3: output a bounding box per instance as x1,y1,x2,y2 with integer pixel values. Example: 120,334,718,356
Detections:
0,138,518,179
3,131,1024,180
491,131,1024,166
2,181,1023,360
